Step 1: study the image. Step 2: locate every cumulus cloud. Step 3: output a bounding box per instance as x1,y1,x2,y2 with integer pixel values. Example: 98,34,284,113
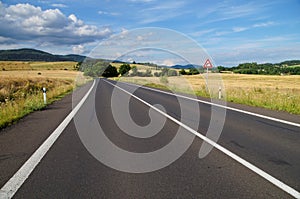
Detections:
162,59,175,66
0,2,112,45
72,44,85,54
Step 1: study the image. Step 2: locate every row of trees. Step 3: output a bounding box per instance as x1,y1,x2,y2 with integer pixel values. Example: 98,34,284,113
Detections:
217,61,300,75
129,66,178,77
78,59,300,77
179,68,201,75
80,61,132,78
79,61,221,78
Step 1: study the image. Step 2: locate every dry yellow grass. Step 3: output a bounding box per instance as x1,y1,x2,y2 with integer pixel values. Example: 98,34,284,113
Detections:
0,69,91,128
185,74,300,113
0,70,82,80
110,62,166,74
0,61,77,71
115,74,300,114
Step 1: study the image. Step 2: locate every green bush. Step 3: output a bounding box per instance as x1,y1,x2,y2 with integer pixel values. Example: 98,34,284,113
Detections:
119,63,131,76
82,61,119,77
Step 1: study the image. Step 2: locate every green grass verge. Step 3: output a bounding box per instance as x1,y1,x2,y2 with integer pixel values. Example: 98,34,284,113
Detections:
0,86,74,129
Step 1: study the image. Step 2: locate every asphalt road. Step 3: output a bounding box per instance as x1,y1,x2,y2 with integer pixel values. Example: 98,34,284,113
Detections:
0,78,299,198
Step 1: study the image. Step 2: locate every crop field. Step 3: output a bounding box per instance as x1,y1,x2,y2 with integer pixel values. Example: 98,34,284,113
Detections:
0,61,77,71
115,73,300,114
0,62,90,129
0,70,82,80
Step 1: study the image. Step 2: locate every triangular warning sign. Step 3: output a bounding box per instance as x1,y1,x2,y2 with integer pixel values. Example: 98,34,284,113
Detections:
203,59,213,68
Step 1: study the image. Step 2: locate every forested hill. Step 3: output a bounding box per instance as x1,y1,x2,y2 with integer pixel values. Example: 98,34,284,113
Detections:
218,61,300,75
0,48,87,62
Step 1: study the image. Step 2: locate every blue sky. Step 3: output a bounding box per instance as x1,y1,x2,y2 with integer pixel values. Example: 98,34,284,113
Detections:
0,0,300,66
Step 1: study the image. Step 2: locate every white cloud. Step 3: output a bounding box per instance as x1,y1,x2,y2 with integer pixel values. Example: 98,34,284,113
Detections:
233,21,275,33
215,31,230,36
198,2,275,26
253,21,275,28
72,44,85,54
162,59,174,66
213,45,300,67
190,29,215,37
137,1,187,24
138,11,185,24
127,57,134,63
0,2,112,46
137,35,144,41
212,20,276,37
98,10,119,16
51,4,67,8
221,3,257,18
232,27,248,32
0,36,14,44
142,1,184,11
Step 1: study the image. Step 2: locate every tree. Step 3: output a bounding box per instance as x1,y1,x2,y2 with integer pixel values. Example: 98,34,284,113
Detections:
217,66,226,72
83,61,109,77
153,72,161,77
168,69,178,76
119,63,131,76
161,68,169,76
144,69,153,77
102,64,119,77
179,69,187,75
131,66,138,76
188,68,199,75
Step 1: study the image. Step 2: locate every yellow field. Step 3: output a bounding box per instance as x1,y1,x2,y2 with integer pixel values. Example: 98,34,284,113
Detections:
0,62,91,128
0,61,78,71
115,74,300,114
110,62,166,74
0,70,82,80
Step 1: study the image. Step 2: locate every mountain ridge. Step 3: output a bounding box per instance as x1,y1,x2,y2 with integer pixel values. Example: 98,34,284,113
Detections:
0,48,87,62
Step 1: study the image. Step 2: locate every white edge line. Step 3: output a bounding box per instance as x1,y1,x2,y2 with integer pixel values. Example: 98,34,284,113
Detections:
118,80,300,128
0,80,96,199
104,79,300,199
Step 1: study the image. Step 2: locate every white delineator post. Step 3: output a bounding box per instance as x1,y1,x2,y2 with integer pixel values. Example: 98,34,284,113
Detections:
43,87,47,104
218,86,222,99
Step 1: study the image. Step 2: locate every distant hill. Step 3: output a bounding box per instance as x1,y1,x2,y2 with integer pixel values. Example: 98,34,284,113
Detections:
171,64,201,69
279,60,300,66
0,48,87,62
62,54,87,62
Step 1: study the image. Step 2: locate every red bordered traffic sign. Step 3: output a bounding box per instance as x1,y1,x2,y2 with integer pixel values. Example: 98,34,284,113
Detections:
203,59,213,68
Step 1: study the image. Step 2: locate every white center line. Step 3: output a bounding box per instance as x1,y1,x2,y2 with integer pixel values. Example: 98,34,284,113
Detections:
0,80,96,199
104,79,300,199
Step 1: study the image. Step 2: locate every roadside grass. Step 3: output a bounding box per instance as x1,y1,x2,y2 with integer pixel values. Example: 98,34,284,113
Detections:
0,70,91,129
114,74,300,114
217,74,300,114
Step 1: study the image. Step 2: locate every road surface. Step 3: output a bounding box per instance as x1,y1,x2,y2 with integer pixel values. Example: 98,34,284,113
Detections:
0,78,299,198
